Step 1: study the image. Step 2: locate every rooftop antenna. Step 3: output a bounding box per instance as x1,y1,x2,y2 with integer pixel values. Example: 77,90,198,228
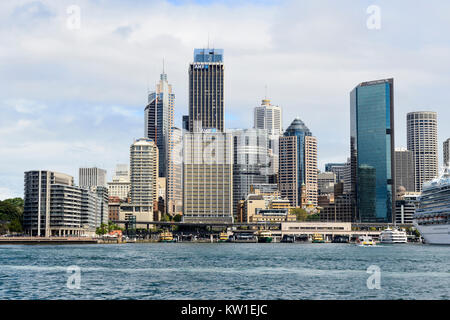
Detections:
162,57,165,74
265,85,268,100
207,33,210,49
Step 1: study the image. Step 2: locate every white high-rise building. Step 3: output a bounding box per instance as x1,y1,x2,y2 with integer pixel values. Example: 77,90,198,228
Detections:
253,98,282,136
407,111,438,191
119,138,159,223
130,138,159,207
79,167,107,188
254,98,282,176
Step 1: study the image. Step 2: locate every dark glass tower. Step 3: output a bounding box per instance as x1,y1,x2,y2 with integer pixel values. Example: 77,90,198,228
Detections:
350,78,395,223
189,48,224,132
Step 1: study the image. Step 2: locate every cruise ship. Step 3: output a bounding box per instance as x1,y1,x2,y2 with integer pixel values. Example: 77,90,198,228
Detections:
413,167,450,245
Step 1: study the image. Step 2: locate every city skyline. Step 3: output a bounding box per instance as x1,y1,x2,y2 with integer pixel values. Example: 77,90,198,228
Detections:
2,1,450,199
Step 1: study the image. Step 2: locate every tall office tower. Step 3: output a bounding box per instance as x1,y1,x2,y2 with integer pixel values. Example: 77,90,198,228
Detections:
407,111,438,191
79,167,107,188
254,98,282,178
444,139,450,167
145,71,175,177
324,163,347,182
166,127,183,215
350,78,395,223
108,164,131,201
183,131,233,223
253,98,283,135
130,138,159,209
279,117,318,207
24,171,103,237
189,48,224,132
232,128,270,219
394,148,416,192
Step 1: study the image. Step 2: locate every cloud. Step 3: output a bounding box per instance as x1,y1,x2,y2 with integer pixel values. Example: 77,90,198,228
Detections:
1,0,450,198
4,99,47,114
0,187,16,201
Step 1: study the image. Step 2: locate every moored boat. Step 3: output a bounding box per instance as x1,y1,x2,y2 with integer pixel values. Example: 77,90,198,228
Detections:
159,231,175,242
257,230,273,243
380,228,407,244
218,232,229,242
312,233,325,243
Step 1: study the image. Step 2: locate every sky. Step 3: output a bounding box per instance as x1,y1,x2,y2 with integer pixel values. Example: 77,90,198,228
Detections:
1,0,450,199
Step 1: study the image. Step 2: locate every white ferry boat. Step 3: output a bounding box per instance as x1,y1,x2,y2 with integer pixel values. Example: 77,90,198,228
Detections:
380,228,407,244
413,167,450,245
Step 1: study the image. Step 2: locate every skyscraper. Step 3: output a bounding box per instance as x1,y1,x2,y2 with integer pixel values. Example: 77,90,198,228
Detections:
145,71,175,177
350,78,395,223
231,128,271,219
444,138,450,167
278,117,318,207
407,111,438,191
129,138,159,214
79,167,107,188
189,48,224,132
166,127,183,215
394,148,416,192
183,131,233,223
253,98,283,136
253,98,282,178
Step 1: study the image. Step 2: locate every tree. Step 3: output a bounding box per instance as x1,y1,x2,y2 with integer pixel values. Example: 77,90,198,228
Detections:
306,213,320,221
161,214,171,222
95,223,108,235
173,214,182,222
290,207,308,221
0,198,24,234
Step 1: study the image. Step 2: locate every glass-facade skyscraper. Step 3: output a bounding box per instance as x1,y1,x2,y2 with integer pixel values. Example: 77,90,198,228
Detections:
145,72,175,178
350,78,395,223
189,48,224,132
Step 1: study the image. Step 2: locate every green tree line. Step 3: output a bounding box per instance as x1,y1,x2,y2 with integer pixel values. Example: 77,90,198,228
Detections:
0,198,24,234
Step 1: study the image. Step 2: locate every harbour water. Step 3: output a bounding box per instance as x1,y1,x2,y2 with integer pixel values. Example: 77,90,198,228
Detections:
0,243,449,300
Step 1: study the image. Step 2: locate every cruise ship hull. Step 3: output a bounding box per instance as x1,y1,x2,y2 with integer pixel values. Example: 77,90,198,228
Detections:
414,223,450,245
